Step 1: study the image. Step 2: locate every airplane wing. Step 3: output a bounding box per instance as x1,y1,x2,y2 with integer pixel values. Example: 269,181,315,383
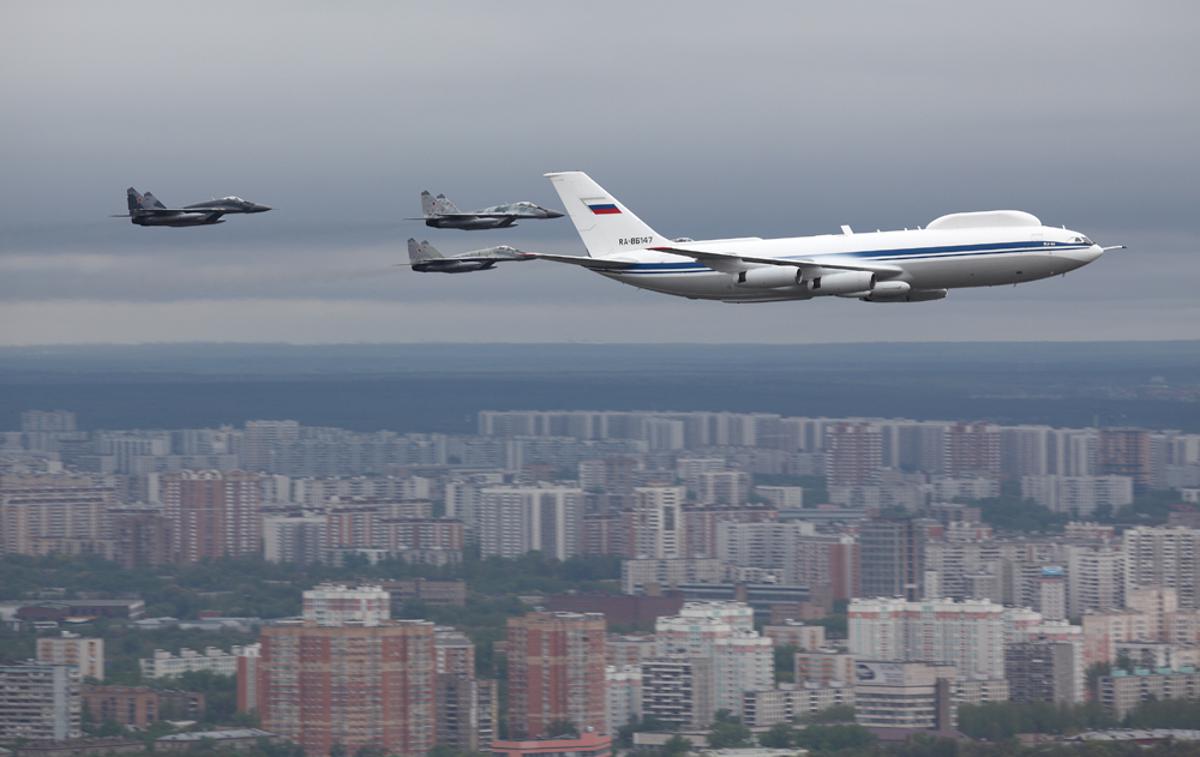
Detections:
432,213,520,219
402,214,519,220
523,253,636,270
649,246,903,276
395,256,533,267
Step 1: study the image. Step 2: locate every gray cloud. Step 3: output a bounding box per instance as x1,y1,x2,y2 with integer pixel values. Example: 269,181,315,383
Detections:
0,1,1196,344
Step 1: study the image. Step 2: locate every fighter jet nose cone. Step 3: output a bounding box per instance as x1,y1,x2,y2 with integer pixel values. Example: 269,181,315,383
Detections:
256,205,272,213
547,210,565,218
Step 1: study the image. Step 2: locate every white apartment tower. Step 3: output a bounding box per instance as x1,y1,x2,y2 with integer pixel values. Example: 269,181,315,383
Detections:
478,485,583,560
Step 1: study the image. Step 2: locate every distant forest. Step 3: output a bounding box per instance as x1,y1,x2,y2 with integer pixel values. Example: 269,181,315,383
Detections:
1,342,1198,432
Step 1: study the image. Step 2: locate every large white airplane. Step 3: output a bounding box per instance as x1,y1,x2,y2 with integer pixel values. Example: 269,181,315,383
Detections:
477,172,1119,303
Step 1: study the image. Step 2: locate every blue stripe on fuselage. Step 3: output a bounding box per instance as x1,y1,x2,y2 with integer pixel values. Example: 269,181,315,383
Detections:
615,240,1087,275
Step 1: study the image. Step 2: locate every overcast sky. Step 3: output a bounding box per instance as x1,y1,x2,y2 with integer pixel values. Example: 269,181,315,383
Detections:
1,1,1196,345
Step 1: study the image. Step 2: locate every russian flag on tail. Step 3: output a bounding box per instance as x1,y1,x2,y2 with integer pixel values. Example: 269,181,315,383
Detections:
584,197,621,215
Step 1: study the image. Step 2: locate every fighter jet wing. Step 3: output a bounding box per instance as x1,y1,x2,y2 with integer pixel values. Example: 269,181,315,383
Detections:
395,255,534,267
649,246,903,276
437,213,521,219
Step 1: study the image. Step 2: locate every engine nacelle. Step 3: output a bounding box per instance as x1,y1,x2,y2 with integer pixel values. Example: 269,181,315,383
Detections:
808,270,875,295
736,266,801,288
861,286,948,303
859,280,912,301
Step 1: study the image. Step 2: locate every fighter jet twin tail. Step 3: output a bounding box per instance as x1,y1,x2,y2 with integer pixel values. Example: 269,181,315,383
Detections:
406,172,1123,305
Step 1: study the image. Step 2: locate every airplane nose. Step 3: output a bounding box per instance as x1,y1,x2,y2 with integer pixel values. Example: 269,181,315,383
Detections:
546,209,565,218
255,204,272,213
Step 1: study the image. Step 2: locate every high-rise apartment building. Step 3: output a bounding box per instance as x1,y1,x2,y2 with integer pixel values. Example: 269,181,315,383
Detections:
640,657,712,730
943,423,1001,479
697,471,750,506
625,486,685,559
241,420,301,472
107,506,173,568
478,485,583,560
1005,641,1082,705
160,470,262,563
1098,428,1152,489
859,516,925,601
257,619,435,757
262,512,326,564
1122,526,1200,609
302,583,390,627
605,664,642,734
506,611,607,739
435,627,480,753
0,474,115,556
654,602,770,720
825,423,883,486
1020,475,1134,515
37,632,104,681
848,597,1005,681
711,632,774,717
1065,543,1126,617
0,662,81,741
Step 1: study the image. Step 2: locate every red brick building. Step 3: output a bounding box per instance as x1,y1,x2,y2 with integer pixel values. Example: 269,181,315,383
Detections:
82,686,204,727
160,470,261,563
257,620,435,757
506,612,607,739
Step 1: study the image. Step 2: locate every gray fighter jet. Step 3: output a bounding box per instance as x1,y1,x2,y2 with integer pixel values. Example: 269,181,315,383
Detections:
408,190,563,230
404,238,532,273
115,187,271,227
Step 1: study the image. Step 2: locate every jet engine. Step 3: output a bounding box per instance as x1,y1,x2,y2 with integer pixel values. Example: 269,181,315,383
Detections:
735,267,801,288
861,285,948,303
854,280,912,301
807,270,875,295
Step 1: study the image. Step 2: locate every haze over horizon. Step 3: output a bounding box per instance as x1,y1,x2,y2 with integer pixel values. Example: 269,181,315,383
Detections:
3,1,1197,345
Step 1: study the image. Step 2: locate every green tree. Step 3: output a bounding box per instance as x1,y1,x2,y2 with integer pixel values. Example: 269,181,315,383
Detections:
773,644,797,683
661,736,692,757
707,711,752,749
758,722,794,748
793,723,875,752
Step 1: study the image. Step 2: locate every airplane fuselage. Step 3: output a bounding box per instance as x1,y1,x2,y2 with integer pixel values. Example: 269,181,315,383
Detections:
131,212,225,227
412,260,497,273
594,225,1103,302
424,217,517,230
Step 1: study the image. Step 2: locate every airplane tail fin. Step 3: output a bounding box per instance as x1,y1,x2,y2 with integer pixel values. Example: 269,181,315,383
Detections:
142,191,167,209
127,187,144,213
433,193,461,214
420,191,436,216
544,171,670,257
408,239,443,262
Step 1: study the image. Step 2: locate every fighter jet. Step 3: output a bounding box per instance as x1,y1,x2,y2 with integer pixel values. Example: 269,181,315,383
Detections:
404,238,532,273
114,187,271,227
408,190,563,230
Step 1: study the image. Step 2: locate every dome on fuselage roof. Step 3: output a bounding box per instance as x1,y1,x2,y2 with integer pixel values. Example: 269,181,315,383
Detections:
926,210,1041,230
